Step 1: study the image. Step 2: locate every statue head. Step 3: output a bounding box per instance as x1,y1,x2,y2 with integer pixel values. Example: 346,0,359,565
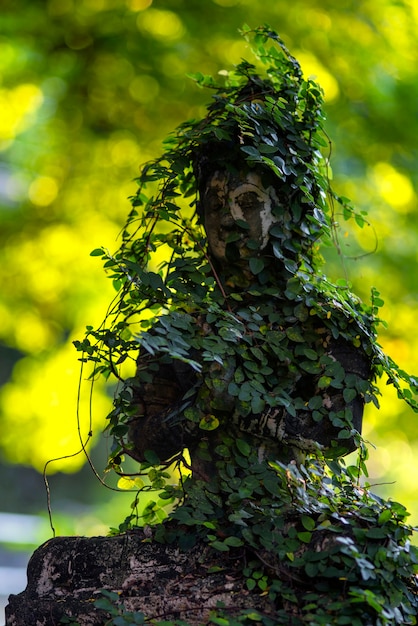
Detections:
202,169,279,264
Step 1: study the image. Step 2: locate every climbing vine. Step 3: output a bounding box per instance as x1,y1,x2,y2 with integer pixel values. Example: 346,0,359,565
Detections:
73,26,418,625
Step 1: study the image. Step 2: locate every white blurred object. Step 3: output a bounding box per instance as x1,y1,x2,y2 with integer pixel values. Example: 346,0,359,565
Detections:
0,512,46,544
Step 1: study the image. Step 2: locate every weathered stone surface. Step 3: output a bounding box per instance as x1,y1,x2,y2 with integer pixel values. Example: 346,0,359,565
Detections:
5,530,276,625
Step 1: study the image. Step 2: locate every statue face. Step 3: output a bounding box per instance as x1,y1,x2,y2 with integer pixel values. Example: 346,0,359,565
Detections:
203,171,278,263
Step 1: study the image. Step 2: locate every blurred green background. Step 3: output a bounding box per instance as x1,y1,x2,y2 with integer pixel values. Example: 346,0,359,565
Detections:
1,0,418,538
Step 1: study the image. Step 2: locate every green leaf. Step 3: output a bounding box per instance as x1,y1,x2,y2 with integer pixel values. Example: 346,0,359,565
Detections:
210,539,230,552
251,395,265,413
378,509,392,524
209,617,230,626
249,257,265,274
318,375,332,388
259,144,279,154
365,527,387,539
240,145,261,160
234,218,250,230
224,535,244,547
303,348,318,360
286,327,304,342
301,515,316,531
343,387,357,403
227,381,240,396
199,414,220,431
308,396,323,410
305,562,318,577
300,360,321,374
246,578,256,590
250,346,265,361
263,474,280,496
90,248,104,256
236,438,251,457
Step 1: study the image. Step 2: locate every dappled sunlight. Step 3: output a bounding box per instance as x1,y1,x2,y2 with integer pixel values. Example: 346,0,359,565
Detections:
208,37,250,68
0,83,43,147
127,0,153,11
160,52,189,80
2,221,116,331
129,74,160,104
333,164,418,292
363,412,418,525
365,380,413,435
137,8,185,41
0,343,112,472
372,162,415,211
379,2,418,68
108,132,143,168
28,176,60,207
14,310,57,354
411,0,418,22
295,51,339,103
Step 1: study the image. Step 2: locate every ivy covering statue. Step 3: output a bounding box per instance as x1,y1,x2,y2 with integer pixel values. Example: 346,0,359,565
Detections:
85,25,418,624
7,26,418,626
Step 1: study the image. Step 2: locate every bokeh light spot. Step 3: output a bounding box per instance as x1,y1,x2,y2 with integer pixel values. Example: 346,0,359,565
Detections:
127,0,152,10
109,135,141,167
14,311,55,353
0,83,43,144
81,0,106,12
129,74,160,103
138,9,185,41
28,176,59,206
372,162,415,211
161,52,187,78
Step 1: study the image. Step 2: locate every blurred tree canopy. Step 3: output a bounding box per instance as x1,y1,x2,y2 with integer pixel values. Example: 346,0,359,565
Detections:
1,0,418,523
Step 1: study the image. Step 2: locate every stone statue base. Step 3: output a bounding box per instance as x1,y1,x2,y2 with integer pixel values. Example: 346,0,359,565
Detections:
5,530,276,625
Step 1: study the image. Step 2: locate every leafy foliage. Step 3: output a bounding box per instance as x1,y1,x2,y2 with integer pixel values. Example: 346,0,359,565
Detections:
91,453,418,624
159,459,418,624
76,26,417,459
72,27,418,625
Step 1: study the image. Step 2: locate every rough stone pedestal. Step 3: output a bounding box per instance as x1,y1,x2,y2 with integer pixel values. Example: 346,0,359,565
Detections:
5,530,275,625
